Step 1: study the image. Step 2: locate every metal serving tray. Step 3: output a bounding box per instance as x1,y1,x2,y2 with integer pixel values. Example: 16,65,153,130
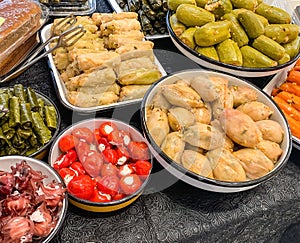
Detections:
107,0,169,40
40,23,166,114
39,0,96,16
263,68,300,150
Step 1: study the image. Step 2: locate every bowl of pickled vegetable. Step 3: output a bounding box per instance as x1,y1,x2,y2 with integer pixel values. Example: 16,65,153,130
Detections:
140,69,292,193
48,118,152,212
0,155,68,242
166,0,300,77
0,84,61,159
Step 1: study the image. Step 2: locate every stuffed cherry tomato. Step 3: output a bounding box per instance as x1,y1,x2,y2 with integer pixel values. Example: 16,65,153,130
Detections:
102,148,118,165
53,149,77,170
97,137,111,152
81,150,104,178
58,134,79,153
118,164,135,177
58,167,76,185
75,141,90,162
107,129,131,146
100,163,119,177
134,160,152,180
89,188,111,203
70,162,86,176
95,175,120,197
119,174,142,195
67,174,94,200
115,146,130,165
127,141,150,161
72,127,94,143
98,122,118,137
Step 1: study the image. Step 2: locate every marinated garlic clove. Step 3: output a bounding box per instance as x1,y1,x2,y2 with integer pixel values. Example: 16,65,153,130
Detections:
146,107,170,146
161,82,204,108
256,119,284,144
256,140,283,163
229,85,258,107
167,107,195,131
161,132,185,163
206,148,246,182
233,148,274,180
181,150,213,177
219,108,263,148
182,123,225,150
236,101,274,121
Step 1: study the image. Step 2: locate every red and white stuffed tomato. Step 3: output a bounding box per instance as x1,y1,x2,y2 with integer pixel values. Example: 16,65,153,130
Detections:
48,118,152,211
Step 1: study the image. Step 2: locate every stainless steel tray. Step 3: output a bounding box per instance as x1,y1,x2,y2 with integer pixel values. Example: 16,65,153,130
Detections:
40,23,166,114
107,0,169,40
39,0,96,16
263,68,300,150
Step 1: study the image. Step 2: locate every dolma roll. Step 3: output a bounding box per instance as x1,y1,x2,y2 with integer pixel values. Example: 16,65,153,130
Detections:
0,92,9,121
27,87,40,112
44,105,57,131
127,0,140,12
0,127,8,147
20,103,32,129
25,146,38,156
5,145,20,155
31,111,52,145
8,96,21,128
138,10,153,34
148,0,162,10
17,127,33,140
37,98,45,119
116,0,126,8
141,0,156,21
12,132,26,150
28,132,39,148
2,122,15,140
13,84,26,103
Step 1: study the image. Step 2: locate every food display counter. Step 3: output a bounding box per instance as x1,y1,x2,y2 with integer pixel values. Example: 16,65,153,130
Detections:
1,0,300,242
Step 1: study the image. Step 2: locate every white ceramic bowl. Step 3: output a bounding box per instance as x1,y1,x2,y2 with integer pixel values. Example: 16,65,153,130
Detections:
48,118,153,212
140,69,292,193
0,155,68,242
166,2,300,78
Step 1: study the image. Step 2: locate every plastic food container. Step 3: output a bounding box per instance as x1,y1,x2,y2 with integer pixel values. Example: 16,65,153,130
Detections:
107,0,169,39
38,0,96,16
0,1,48,76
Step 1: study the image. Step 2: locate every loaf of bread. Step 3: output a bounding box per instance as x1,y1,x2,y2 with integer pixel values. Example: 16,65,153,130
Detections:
0,0,42,55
